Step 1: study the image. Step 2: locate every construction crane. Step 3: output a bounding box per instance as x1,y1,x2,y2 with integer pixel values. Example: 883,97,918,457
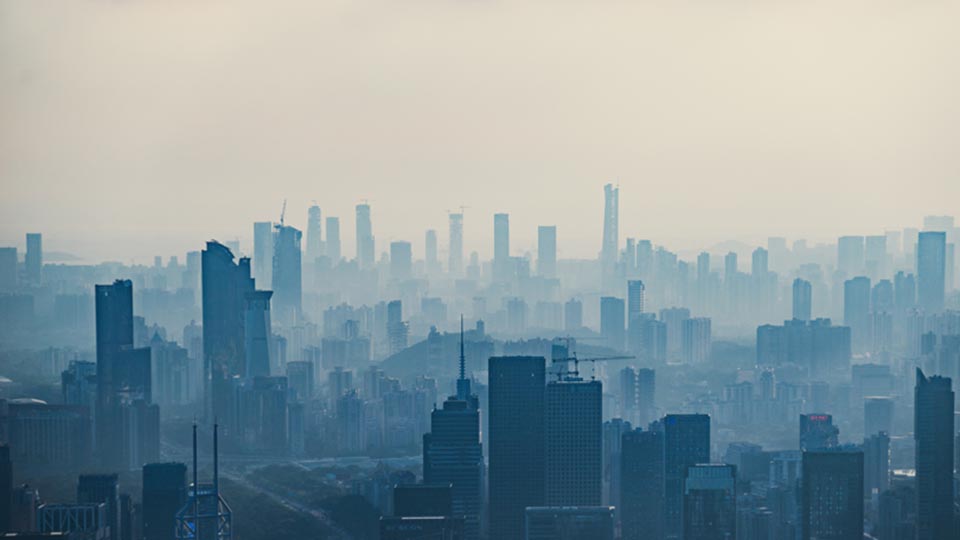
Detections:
550,338,634,381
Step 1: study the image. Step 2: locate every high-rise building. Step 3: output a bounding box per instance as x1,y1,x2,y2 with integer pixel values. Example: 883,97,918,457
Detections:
253,222,273,286
537,226,557,278
488,356,546,540
423,333,483,540
682,464,736,540
865,235,887,278
751,247,768,277
494,213,510,281
202,241,255,423
95,279,155,467
636,368,656,426
843,276,871,354
681,318,712,364
801,449,864,540
545,379,602,506
792,278,812,321
914,368,955,540
243,290,273,378
77,474,120,540
142,463,187,540
916,231,946,314
0,248,16,292
305,205,323,265
425,229,439,274
601,184,619,274
862,432,890,497
660,307,691,361
325,216,341,263
864,396,893,437
663,414,710,539
356,203,375,269
448,212,464,275
600,297,625,351
390,241,413,281
799,413,839,451
837,235,865,276
620,429,663,540
271,224,302,323
387,300,408,355
24,233,41,284
564,299,582,331
627,280,645,322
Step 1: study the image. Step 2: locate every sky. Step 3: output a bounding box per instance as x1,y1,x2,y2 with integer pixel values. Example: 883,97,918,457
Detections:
1,0,958,264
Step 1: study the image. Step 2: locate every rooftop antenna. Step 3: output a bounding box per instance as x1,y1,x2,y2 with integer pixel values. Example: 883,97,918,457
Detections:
279,199,287,227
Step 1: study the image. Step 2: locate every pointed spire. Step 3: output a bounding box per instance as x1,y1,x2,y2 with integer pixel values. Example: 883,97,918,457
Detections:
456,314,471,400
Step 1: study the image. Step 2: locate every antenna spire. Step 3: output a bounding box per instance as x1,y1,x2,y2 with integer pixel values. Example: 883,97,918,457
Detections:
456,314,470,400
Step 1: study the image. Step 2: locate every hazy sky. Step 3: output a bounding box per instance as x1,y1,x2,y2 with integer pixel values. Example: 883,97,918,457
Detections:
1,0,958,263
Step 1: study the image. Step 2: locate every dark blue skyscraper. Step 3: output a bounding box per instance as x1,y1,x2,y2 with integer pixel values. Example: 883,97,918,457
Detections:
488,356,545,540
663,414,710,539
545,379,602,506
423,326,483,540
620,428,664,540
801,448,864,540
600,296,625,351
914,368,955,540
24,232,41,284
142,462,187,540
202,241,255,423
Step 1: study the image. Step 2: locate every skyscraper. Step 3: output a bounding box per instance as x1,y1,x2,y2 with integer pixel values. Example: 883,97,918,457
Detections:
202,241,255,423
601,184,618,273
271,224,302,323
837,235,865,276
916,231,946,314
620,429,663,540
253,221,273,286
792,278,812,321
243,290,273,378
423,329,483,540
914,368,955,540
305,204,323,265
544,379,602,506
142,462,187,540
600,297,626,351
843,276,871,354
682,464,736,540
681,318,711,364
390,241,412,281
95,279,143,466
356,203,375,269
801,449,864,540
0,248,16,292
494,213,510,281
663,414,710,539
627,280,645,322
0,445,11,533
448,212,464,275
537,225,557,278
488,356,545,540
425,229,439,274
325,216,341,263
24,233,41,284
751,247,768,277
